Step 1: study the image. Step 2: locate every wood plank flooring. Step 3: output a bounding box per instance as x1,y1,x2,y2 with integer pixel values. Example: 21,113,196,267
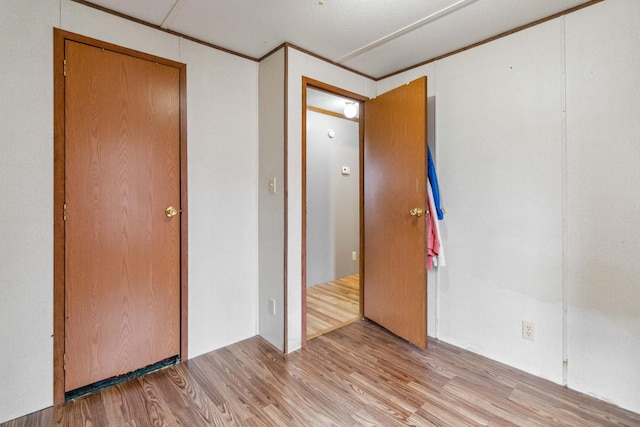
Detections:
306,274,360,340
3,320,640,426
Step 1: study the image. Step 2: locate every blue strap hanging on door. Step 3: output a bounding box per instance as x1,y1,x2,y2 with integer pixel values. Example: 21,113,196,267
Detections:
427,146,444,220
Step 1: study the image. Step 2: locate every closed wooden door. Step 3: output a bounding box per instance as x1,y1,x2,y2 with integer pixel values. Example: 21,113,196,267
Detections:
64,41,181,391
363,77,428,349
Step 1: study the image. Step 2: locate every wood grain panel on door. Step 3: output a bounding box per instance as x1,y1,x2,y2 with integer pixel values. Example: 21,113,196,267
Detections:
363,77,428,349
64,40,181,391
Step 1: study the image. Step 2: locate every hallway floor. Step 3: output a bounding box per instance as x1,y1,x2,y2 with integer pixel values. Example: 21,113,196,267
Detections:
306,274,360,340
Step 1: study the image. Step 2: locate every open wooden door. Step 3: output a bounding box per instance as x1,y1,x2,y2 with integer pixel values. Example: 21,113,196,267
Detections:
363,77,428,349
63,40,182,392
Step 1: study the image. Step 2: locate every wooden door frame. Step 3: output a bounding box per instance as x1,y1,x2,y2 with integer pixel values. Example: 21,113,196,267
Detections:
53,28,188,404
301,77,367,346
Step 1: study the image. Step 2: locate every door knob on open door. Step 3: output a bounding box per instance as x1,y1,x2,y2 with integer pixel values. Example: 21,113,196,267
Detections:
165,206,178,218
409,207,425,217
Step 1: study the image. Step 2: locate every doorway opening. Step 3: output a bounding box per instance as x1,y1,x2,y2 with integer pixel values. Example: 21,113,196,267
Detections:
301,76,429,349
302,78,367,344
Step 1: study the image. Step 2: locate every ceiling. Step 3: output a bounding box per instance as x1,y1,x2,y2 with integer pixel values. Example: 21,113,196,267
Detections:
81,0,595,79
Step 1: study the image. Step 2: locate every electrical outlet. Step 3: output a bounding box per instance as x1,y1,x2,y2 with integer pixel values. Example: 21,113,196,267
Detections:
269,298,276,316
522,320,535,341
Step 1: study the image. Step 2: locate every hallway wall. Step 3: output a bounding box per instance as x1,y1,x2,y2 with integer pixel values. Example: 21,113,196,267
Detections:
306,110,360,286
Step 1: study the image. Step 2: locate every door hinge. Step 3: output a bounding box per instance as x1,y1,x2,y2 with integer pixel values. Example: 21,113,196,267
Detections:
63,59,67,77
63,203,67,221
63,354,67,371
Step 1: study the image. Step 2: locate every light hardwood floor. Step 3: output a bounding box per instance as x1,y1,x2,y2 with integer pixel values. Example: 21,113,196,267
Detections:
3,320,639,426
306,274,360,340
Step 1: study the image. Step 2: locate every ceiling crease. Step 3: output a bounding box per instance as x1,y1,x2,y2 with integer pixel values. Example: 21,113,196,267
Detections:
160,0,186,29
70,0,604,79
335,0,481,64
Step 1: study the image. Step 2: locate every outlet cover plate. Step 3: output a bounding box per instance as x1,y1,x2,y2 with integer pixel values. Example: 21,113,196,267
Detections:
522,320,535,341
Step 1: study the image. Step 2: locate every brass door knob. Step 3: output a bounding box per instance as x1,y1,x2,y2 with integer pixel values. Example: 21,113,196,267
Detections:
409,207,424,217
165,206,178,218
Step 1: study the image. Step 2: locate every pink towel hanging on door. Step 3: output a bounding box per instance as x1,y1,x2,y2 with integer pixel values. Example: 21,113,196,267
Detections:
426,179,440,270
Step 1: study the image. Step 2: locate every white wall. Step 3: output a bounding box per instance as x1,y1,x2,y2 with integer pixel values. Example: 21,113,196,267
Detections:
0,1,59,422
258,48,286,350
306,111,360,286
565,0,640,411
436,18,566,383
286,48,376,351
377,0,640,414
0,0,259,422
179,37,258,358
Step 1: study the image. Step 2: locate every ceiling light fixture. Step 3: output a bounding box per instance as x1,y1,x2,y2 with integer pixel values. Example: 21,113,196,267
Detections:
344,102,357,119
